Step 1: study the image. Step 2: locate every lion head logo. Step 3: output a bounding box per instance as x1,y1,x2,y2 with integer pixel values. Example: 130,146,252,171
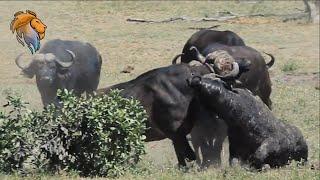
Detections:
10,10,47,54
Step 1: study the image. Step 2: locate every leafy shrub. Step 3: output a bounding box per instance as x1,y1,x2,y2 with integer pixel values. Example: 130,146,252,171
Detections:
0,89,147,177
0,94,33,174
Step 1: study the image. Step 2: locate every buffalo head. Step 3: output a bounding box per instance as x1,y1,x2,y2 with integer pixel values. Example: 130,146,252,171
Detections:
15,49,75,85
190,46,251,79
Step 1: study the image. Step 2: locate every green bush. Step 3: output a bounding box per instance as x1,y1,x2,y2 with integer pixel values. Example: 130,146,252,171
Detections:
0,94,33,174
0,89,147,177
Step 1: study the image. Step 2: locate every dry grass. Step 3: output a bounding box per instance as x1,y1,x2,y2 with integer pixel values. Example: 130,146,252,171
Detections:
0,1,319,179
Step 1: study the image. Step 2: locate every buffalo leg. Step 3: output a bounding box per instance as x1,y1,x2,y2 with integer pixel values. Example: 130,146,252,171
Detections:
228,138,241,167
250,138,280,168
191,112,227,168
172,138,187,166
183,137,196,161
191,135,204,165
201,134,225,168
172,135,196,167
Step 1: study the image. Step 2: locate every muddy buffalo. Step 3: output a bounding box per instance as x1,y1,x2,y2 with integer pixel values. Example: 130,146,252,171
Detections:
189,76,308,169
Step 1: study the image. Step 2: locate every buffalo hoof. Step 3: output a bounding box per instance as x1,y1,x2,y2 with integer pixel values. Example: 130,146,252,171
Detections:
185,151,196,162
262,164,271,171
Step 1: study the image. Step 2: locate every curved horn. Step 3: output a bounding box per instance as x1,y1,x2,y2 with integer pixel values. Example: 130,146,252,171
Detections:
54,49,75,68
225,62,240,78
263,52,275,69
190,46,205,63
65,49,75,60
172,53,184,64
15,52,31,70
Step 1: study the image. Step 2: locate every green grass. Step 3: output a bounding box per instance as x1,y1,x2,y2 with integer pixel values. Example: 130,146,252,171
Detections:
0,163,319,180
282,61,299,72
0,1,319,179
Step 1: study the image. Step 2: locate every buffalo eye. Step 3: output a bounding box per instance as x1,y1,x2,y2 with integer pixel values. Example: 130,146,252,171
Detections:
58,68,69,74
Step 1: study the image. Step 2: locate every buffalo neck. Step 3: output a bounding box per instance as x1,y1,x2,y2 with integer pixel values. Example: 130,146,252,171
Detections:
200,83,240,126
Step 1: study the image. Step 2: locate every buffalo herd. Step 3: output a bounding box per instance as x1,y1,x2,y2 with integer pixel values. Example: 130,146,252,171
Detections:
15,30,308,170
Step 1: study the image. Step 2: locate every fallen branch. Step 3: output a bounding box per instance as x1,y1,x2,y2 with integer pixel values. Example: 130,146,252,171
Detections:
188,25,220,30
282,13,308,22
127,17,187,23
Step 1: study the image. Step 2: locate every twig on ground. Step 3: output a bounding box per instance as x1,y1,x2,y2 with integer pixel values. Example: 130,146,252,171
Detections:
126,17,187,23
282,13,308,22
188,25,221,30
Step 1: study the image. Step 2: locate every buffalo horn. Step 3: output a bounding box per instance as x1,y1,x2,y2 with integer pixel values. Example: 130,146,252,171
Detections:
54,49,75,68
190,46,205,63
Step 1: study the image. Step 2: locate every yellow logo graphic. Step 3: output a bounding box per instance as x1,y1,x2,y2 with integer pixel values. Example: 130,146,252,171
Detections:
10,10,47,54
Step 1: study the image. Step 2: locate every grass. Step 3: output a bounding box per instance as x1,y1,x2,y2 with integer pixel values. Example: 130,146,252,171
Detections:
282,61,299,72
0,1,319,179
0,163,318,180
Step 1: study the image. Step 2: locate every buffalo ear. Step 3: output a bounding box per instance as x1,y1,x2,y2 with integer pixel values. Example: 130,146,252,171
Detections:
21,69,35,78
218,78,237,93
236,58,251,72
21,62,36,78
224,81,239,93
219,79,230,89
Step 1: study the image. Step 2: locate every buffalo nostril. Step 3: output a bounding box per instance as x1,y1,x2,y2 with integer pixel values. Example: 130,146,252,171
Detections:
186,78,191,85
188,76,202,87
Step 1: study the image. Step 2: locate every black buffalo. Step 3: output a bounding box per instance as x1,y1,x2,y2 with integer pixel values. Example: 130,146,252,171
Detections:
173,30,245,64
97,63,214,166
189,77,308,169
15,39,102,106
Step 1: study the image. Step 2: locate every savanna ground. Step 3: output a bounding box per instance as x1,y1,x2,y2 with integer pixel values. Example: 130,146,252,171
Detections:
0,1,319,179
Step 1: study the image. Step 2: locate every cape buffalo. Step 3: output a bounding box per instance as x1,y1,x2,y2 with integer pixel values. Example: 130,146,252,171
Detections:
188,44,275,168
97,63,216,166
189,76,308,169
172,30,245,64
15,39,102,106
